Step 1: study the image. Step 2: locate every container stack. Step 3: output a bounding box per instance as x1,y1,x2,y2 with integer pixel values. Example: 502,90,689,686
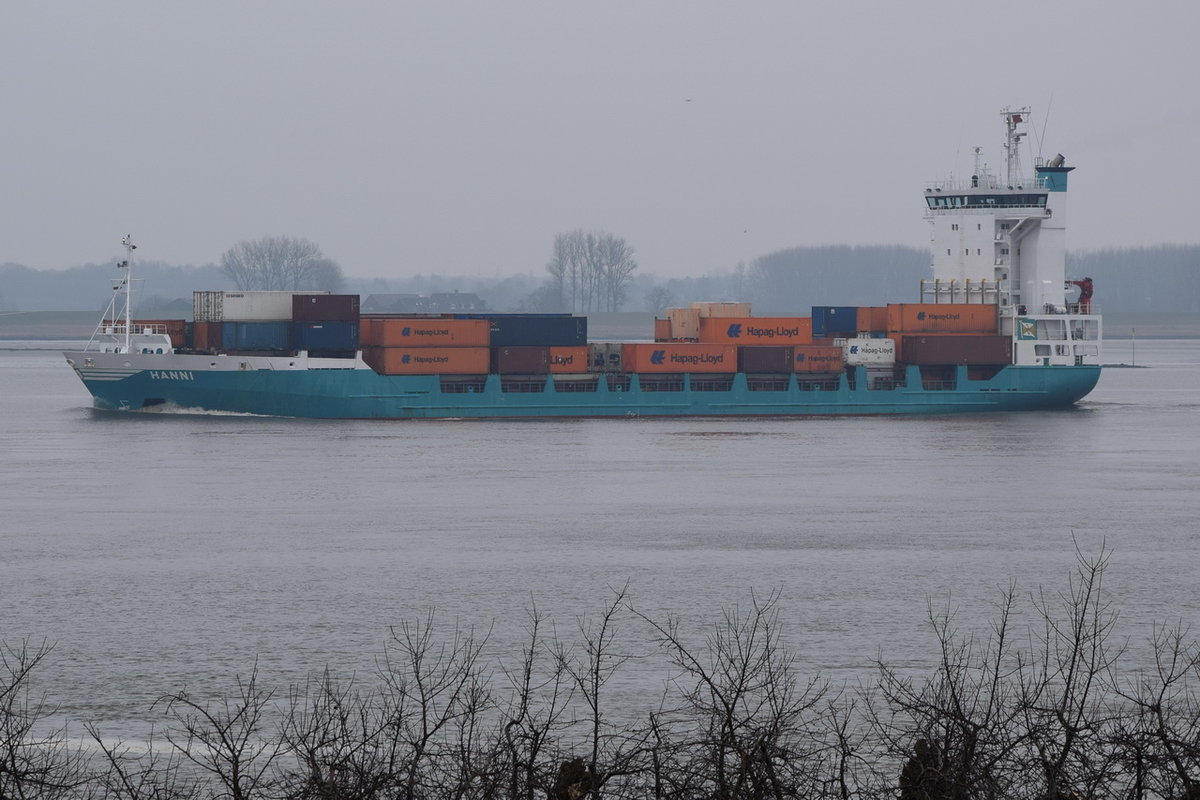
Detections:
292,295,361,358
882,303,1006,364
469,314,588,375
360,313,588,376
188,291,362,358
359,317,491,375
179,293,1008,377
655,302,843,376
828,302,1007,367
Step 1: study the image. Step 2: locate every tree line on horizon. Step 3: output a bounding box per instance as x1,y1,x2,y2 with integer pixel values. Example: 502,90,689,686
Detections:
1,239,1197,315
7,549,1200,799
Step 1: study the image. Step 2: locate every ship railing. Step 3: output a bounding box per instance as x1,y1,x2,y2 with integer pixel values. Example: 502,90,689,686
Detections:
439,377,488,394
690,375,735,392
99,321,171,335
796,378,841,392
1009,304,1101,317
924,175,1049,193
500,378,546,394
746,376,791,392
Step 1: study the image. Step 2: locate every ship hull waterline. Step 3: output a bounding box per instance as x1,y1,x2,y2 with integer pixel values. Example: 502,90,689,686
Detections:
66,351,1100,419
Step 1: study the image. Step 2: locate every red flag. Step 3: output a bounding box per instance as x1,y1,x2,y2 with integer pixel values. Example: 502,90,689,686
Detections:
1012,114,1023,123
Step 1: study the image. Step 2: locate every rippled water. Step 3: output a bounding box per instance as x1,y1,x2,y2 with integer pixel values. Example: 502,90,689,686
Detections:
2,339,1197,739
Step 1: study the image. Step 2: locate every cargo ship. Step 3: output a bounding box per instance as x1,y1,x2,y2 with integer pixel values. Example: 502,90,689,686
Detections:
65,109,1101,418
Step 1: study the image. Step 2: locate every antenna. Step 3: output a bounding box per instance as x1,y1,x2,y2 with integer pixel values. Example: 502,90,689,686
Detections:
1037,95,1054,162
119,234,137,353
1001,107,1030,186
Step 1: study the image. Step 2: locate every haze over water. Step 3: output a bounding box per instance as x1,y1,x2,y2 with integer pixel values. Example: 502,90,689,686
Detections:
2,340,1198,739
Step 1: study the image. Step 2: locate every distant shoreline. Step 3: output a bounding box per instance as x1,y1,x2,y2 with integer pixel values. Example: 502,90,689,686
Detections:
2,310,1198,340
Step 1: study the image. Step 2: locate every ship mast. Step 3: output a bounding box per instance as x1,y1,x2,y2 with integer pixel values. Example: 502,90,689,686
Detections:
1002,107,1030,187
118,234,136,353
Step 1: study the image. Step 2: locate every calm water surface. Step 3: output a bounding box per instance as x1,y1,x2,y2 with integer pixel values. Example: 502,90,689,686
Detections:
1,339,1197,738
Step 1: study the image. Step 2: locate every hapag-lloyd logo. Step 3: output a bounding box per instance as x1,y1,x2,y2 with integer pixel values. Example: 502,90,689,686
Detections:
795,352,839,364
649,349,727,366
849,343,892,356
725,323,800,339
916,311,961,322
400,353,450,365
401,326,451,337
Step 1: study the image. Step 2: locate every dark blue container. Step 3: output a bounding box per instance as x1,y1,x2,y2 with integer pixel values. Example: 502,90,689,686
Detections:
454,314,586,346
221,321,292,351
811,306,858,337
294,321,360,351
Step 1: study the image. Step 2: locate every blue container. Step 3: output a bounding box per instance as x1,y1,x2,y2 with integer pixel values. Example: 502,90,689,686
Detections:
221,321,292,351
294,321,359,351
454,314,586,346
812,306,858,337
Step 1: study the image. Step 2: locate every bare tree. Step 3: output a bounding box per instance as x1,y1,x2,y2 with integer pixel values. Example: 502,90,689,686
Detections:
0,639,90,800
155,664,282,800
377,611,493,800
644,285,674,315
1111,621,1200,800
556,584,649,799
594,235,638,313
1014,544,1125,800
872,590,1026,800
276,669,397,800
546,231,638,312
86,723,199,800
637,589,828,800
499,604,573,800
220,236,345,292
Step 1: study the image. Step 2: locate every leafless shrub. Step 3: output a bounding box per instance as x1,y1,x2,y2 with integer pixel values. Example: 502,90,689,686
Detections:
155,663,282,800
0,638,91,799
637,588,829,799
15,552,1200,800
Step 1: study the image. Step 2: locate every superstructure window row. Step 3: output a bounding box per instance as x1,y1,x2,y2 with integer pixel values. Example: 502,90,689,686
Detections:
926,194,1048,209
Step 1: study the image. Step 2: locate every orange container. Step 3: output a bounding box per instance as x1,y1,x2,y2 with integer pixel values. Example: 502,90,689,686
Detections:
698,316,812,345
654,317,671,342
622,343,737,373
886,303,998,334
856,307,889,334
360,317,491,347
666,307,700,340
363,346,489,375
792,345,845,372
549,346,589,373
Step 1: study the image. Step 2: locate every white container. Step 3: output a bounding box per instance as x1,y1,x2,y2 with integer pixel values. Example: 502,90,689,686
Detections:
841,337,896,365
193,290,328,322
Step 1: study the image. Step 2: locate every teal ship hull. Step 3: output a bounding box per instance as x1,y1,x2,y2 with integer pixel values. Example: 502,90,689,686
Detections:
68,353,1101,418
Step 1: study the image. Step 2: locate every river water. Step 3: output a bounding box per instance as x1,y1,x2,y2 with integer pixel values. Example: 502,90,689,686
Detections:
1,338,1197,740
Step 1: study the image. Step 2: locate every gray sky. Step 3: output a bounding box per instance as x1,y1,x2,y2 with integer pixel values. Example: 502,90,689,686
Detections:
3,1,1197,279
